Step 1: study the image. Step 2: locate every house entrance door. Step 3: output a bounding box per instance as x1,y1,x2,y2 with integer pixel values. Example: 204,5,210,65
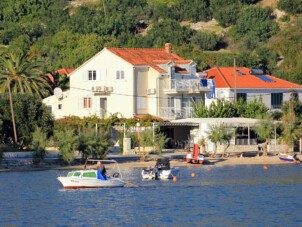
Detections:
100,98,107,118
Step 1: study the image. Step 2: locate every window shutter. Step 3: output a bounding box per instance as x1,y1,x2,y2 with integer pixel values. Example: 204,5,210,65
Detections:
121,71,124,79
116,71,120,79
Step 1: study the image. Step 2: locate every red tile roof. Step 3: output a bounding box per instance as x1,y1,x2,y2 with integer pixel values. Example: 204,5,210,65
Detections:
56,68,74,75
107,47,186,73
205,67,302,89
46,73,55,84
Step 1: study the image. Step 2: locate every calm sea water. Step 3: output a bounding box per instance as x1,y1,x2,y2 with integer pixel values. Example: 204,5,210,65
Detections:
1,164,302,226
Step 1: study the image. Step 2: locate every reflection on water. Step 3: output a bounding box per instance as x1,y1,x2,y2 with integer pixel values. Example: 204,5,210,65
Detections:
1,164,302,226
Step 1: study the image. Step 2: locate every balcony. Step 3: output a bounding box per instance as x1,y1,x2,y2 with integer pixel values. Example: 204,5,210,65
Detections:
160,107,193,119
163,79,212,95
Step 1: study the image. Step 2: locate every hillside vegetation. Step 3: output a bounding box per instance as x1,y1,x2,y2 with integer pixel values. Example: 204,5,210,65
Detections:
0,0,301,84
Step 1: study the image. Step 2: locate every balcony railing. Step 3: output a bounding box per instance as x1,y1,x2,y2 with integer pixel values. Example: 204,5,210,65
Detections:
160,107,193,119
163,79,212,94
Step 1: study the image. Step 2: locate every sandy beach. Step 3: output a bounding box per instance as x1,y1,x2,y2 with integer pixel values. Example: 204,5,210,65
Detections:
1,154,301,172
115,155,301,169
39,154,302,170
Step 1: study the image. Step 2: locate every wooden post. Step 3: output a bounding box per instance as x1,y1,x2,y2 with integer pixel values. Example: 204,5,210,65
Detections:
234,58,237,103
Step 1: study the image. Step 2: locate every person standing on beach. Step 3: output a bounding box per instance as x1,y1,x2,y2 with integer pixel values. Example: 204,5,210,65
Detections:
96,161,107,180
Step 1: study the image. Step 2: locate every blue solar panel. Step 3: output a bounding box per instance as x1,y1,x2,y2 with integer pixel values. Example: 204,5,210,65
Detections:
257,75,275,82
236,70,246,75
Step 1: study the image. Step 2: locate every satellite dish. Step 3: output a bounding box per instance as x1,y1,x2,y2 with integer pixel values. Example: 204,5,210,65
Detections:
54,87,63,99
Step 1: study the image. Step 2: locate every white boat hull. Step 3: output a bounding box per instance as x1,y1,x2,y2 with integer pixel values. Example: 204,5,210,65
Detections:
141,167,179,180
58,176,125,189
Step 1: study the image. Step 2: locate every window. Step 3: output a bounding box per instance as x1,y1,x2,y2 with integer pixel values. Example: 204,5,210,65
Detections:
137,97,146,109
292,92,298,100
271,93,283,109
237,93,247,102
88,70,97,80
58,104,62,110
116,70,125,80
84,97,92,108
168,97,174,108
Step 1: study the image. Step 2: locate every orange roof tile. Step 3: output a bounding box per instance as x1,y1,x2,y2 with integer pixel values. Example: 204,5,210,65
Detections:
56,68,74,75
205,67,302,89
107,47,185,73
46,73,55,84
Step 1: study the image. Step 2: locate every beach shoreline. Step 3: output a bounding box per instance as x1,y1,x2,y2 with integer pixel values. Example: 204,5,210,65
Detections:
1,154,300,172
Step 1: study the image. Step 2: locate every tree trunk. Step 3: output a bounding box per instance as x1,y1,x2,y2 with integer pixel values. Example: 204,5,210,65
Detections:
263,140,268,156
212,143,217,158
222,143,230,158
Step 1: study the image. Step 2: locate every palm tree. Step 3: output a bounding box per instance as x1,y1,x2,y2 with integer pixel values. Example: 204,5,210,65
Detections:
253,114,275,156
220,125,233,158
280,113,300,153
206,123,233,157
280,95,302,153
0,51,51,98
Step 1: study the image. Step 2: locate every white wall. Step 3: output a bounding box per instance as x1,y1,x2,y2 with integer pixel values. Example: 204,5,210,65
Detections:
43,49,162,119
204,88,301,110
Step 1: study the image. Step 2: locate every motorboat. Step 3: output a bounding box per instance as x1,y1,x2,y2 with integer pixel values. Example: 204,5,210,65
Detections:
57,159,125,189
141,157,179,180
279,153,301,164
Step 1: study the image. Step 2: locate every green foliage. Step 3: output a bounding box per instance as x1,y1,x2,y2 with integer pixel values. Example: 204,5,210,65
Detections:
277,0,302,15
0,94,53,149
154,131,168,154
280,112,301,153
32,127,47,165
0,0,298,89
143,20,193,47
191,31,220,51
193,98,267,118
235,6,279,42
78,128,112,160
206,123,233,157
54,129,78,164
281,99,302,118
0,51,52,98
238,97,268,118
140,130,153,151
148,0,211,22
193,99,235,118
253,114,275,155
270,17,302,84
210,0,242,27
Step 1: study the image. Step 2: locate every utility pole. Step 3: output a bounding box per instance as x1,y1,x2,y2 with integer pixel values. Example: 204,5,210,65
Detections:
233,58,237,103
102,0,107,17
7,77,17,146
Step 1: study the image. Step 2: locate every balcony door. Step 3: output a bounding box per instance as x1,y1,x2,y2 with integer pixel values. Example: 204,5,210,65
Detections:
100,98,107,118
136,71,148,114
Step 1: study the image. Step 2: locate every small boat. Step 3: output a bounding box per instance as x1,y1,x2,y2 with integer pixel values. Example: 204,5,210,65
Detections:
57,159,125,189
141,157,179,180
186,144,205,164
279,153,301,164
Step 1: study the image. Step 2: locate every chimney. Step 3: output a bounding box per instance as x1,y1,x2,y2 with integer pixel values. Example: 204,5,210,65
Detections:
165,43,172,54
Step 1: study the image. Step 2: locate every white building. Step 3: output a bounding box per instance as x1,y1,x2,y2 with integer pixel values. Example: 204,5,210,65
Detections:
43,48,302,120
43,43,213,119
204,67,302,109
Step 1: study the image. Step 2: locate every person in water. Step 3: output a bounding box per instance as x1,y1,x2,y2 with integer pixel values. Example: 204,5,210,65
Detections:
96,161,107,180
